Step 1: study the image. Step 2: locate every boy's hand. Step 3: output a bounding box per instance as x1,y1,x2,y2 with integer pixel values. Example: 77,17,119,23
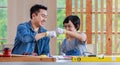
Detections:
56,28,66,34
46,31,56,38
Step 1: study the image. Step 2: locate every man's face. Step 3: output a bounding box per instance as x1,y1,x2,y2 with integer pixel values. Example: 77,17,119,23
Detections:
32,9,47,27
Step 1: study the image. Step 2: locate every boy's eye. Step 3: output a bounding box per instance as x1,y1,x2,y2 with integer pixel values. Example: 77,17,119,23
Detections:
64,25,72,28
64,26,66,28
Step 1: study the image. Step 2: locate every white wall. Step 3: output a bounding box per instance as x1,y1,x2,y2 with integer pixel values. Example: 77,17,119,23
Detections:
7,0,57,55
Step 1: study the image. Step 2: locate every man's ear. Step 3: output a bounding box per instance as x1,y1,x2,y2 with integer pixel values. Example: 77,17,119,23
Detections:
32,13,36,19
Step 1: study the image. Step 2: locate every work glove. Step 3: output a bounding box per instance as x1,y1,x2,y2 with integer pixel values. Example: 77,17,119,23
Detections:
56,28,66,34
46,31,57,38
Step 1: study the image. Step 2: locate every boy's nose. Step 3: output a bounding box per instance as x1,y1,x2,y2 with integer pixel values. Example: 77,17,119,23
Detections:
65,27,71,31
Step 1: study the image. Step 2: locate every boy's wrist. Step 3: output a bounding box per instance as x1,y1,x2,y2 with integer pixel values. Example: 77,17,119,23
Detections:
64,29,66,34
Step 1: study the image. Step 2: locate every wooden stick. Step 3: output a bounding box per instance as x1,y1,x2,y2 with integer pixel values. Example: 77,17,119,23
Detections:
100,0,104,54
94,0,98,54
80,0,83,32
66,0,72,16
114,0,118,53
106,0,112,55
86,0,92,44
74,0,78,15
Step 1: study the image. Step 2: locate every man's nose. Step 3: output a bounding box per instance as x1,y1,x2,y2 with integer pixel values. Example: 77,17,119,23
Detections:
44,18,47,22
42,18,46,22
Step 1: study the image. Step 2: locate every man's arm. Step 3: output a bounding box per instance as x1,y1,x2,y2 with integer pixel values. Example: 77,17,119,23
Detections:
17,24,57,43
35,31,57,41
35,33,46,41
42,37,50,55
17,24,37,43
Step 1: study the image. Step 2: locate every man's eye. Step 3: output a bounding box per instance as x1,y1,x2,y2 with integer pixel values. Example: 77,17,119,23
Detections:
41,14,47,18
41,14,45,17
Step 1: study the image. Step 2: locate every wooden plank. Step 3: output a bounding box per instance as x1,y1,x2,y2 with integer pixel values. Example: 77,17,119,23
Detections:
100,0,104,54
74,0,78,15
66,0,72,16
0,56,56,62
80,0,83,32
114,0,118,53
86,0,92,44
106,0,112,55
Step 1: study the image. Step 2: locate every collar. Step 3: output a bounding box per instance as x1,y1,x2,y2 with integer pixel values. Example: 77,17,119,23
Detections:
27,21,47,33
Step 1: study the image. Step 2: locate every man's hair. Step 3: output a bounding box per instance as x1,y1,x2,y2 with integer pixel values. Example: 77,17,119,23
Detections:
30,4,47,19
63,15,80,31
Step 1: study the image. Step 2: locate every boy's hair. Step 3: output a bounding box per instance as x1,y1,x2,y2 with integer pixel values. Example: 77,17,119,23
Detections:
63,15,80,31
30,4,47,19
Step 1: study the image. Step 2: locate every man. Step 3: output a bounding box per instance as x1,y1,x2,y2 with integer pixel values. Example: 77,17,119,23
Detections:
12,4,56,55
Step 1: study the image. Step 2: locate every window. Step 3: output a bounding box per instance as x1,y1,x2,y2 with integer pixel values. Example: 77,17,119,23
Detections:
57,0,66,55
57,0,120,55
0,0,8,50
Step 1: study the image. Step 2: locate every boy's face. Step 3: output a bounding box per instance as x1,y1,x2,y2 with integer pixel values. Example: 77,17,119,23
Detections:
32,9,47,27
64,21,77,38
64,21,76,32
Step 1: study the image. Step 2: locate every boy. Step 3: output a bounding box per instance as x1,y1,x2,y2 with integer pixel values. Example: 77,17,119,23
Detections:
57,15,87,56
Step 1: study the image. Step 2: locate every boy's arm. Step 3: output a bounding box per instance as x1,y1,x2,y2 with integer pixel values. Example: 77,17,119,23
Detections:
66,31,87,41
56,28,87,41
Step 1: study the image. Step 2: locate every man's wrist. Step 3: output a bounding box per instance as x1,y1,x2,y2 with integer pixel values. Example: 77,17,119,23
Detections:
45,32,48,37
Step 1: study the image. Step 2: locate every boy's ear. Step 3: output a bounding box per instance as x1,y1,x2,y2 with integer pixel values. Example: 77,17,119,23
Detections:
76,24,80,30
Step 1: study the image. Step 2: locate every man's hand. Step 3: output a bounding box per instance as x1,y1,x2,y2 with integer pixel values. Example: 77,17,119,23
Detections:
46,31,56,38
56,28,66,34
